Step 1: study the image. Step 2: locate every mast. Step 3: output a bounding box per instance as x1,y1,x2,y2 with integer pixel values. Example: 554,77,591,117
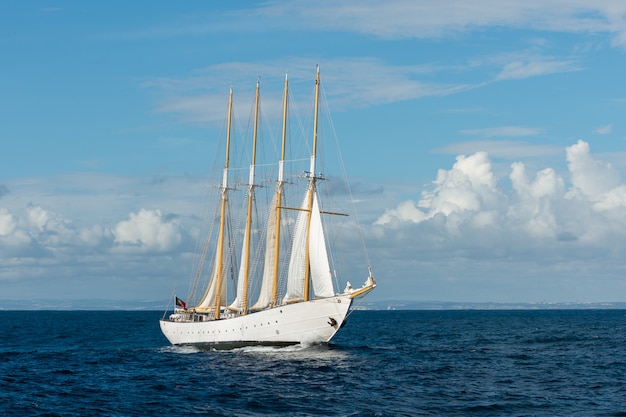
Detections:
213,87,233,319
240,78,260,315
303,65,321,301
271,73,289,306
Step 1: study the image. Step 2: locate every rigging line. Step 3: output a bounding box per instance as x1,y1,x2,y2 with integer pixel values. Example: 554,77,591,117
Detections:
286,79,310,164
162,289,176,319
224,196,239,305
188,200,221,305
320,85,373,273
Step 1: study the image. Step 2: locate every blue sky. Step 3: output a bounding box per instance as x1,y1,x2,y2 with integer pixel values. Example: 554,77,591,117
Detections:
3,1,626,306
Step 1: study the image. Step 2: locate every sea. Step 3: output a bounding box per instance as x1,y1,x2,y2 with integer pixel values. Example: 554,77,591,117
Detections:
2,309,626,417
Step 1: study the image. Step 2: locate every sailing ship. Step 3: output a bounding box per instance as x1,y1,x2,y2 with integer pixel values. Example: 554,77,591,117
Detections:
160,66,376,349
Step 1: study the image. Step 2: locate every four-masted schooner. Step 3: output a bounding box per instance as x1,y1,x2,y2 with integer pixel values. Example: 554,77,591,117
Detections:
160,66,376,349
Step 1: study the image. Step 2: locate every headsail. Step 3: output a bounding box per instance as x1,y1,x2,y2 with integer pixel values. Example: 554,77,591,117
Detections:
309,192,334,298
283,190,311,303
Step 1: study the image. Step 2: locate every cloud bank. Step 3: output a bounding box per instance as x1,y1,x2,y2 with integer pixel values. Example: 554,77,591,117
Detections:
2,140,626,303
376,140,626,253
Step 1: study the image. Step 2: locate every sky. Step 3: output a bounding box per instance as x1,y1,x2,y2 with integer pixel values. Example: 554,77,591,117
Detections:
3,1,626,306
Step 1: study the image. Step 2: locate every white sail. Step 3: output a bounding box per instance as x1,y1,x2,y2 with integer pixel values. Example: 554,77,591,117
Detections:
310,192,334,298
252,193,278,310
283,189,311,303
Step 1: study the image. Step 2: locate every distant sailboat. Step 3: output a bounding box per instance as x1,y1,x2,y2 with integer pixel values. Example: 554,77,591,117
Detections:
160,66,376,349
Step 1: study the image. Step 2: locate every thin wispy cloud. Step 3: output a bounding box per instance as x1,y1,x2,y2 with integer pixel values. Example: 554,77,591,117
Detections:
435,140,562,159
146,58,479,124
461,126,544,137
495,58,580,80
96,1,626,50
594,124,612,134
257,0,626,47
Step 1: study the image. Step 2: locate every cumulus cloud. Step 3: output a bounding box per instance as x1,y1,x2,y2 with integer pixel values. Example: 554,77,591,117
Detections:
0,208,16,236
113,208,182,252
375,140,626,251
378,151,501,227
0,206,113,258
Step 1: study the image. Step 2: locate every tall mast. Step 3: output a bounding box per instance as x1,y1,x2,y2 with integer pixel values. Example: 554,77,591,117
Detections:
213,87,233,319
271,73,289,306
303,65,321,301
240,78,260,315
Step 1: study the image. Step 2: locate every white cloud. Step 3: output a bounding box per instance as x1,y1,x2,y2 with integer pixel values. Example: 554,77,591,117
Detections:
113,208,182,252
98,0,626,48
376,140,626,249
256,1,626,48
435,140,562,159
566,139,621,200
508,163,565,239
3,141,626,303
0,208,16,236
145,58,478,124
377,151,502,229
495,58,580,80
594,124,612,134
461,126,544,137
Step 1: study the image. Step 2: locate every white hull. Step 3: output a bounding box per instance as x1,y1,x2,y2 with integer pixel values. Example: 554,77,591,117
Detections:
160,294,353,349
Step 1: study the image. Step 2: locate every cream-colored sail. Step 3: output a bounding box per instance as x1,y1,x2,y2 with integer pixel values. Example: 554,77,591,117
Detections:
196,259,227,309
229,224,249,311
193,88,233,313
229,80,260,313
251,193,279,310
253,74,289,310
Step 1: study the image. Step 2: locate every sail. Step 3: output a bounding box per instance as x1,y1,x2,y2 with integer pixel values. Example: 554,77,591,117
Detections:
283,188,335,302
252,193,279,310
228,223,249,310
309,192,334,297
196,260,227,309
283,189,311,302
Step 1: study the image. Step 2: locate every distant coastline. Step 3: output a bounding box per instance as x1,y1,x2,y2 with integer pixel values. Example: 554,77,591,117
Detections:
2,299,626,311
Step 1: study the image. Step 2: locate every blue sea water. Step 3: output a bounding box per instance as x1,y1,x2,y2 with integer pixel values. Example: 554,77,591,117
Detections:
2,309,626,416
